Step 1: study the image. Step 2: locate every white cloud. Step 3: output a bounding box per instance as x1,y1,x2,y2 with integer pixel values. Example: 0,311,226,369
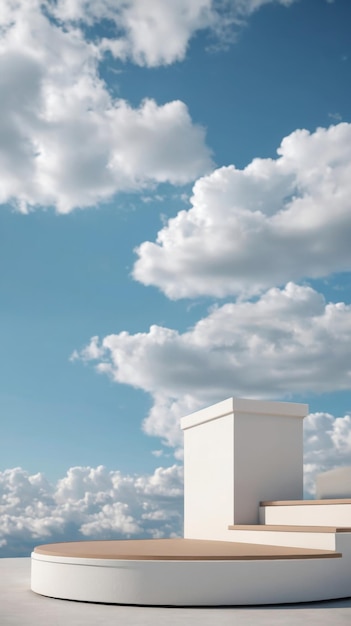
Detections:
0,464,183,557
79,502,140,537
151,450,164,458
54,0,297,67
0,1,212,213
75,282,351,449
134,123,351,299
328,112,342,122
304,412,351,496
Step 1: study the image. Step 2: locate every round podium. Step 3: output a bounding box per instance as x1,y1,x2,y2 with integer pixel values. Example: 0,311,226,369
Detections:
31,538,344,606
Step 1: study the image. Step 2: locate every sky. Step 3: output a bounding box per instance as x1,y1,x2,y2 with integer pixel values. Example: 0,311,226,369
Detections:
1,0,351,557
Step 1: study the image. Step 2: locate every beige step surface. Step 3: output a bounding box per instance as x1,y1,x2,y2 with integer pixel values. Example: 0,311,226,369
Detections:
261,499,351,506
229,525,351,532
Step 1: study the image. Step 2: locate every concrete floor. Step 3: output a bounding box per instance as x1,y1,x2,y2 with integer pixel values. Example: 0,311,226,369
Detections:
1,558,351,626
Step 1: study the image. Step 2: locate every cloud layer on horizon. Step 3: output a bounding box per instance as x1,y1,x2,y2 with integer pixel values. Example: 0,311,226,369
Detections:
0,464,183,557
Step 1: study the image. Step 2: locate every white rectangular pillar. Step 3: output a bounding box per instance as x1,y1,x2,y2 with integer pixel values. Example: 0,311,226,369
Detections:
181,397,308,540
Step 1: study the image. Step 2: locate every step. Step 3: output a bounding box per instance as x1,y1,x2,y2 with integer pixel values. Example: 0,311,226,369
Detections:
259,499,351,527
228,524,351,550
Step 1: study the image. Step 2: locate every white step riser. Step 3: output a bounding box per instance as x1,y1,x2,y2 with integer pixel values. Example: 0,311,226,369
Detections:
259,504,351,527
334,533,351,599
31,551,349,605
228,530,336,551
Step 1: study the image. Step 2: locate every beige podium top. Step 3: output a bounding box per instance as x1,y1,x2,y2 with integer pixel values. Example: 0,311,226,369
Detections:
33,538,341,561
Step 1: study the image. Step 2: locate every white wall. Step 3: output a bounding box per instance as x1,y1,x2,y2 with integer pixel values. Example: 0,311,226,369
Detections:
183,412,234,539
233,412,304,523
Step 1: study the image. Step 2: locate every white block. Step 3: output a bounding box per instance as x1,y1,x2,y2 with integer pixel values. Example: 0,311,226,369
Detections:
181,397,307,538
316,467,351,499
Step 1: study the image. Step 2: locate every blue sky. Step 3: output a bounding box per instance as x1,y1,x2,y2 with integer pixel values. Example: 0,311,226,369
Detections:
1,0,351,556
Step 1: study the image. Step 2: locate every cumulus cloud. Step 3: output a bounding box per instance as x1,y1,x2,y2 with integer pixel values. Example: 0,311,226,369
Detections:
75,282,351,448
54,0,297,67
304,412,351,496
0,0,212,213
54,0,213,67
0,464,183,557
134,123,351,299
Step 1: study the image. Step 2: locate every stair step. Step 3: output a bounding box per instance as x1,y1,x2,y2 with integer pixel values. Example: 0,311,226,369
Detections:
259,499,351,527
227,523,351,551
228,525,351,533
260,499,351,506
